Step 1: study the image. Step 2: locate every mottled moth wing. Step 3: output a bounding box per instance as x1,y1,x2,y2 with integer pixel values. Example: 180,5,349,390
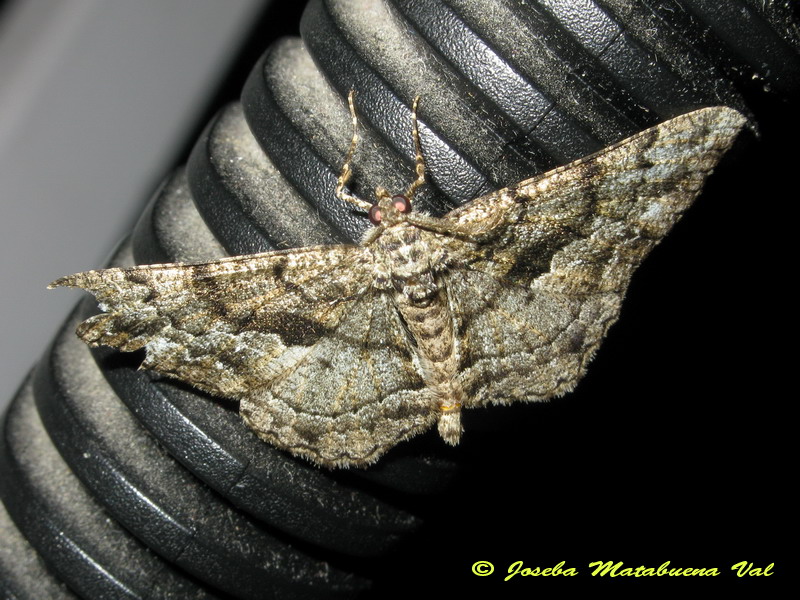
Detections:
442,106,746,407
238,291,437,466
50,245,438,466
50,247,370,395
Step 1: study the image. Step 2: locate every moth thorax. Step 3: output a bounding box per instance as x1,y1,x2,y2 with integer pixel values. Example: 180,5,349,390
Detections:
368,194,412,225
397,272,438,304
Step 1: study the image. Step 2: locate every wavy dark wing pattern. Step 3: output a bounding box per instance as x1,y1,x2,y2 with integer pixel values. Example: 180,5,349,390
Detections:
50,245,375,400
240,291,436,467
443,107,746,405
448,107,746,287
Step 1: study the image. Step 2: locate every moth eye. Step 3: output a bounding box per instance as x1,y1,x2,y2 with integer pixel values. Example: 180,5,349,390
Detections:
392,195,411,213
368,204,382,225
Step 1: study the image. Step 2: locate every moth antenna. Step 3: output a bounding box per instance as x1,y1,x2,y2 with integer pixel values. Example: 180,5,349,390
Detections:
405,95,426,201
335,90,372,211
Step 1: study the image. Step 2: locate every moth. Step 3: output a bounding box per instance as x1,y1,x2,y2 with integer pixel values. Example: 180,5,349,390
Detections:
51,92,745,468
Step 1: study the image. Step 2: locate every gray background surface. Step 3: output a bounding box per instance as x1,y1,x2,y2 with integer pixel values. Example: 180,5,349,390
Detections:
0,0,271,412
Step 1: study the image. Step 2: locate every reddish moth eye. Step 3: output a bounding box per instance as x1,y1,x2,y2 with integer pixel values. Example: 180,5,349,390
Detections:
368,204,382,225
392,195,411,213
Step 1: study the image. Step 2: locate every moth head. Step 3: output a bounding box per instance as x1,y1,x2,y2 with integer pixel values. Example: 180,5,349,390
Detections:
368,186,412,226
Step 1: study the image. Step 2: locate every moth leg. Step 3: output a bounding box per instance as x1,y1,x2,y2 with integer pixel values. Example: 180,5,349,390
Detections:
336,90,372,212
405,95,426,200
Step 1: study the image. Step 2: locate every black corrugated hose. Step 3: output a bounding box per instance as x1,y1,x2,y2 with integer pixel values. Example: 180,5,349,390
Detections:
1,0,797,597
